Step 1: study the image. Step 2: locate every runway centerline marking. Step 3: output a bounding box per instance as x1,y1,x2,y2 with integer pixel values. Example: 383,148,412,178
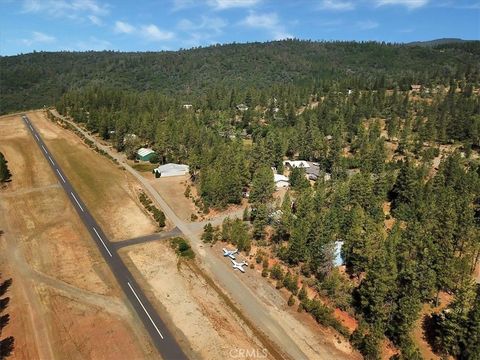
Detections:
127,282,164,339
92,227,113,257
70,191,84,212
48,156,55,165
56,169,66,183
34,134,39,141
41,144,47,154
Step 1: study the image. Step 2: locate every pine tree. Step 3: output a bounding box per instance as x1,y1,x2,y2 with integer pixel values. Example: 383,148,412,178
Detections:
358,243,397,328
274,192,293,242
253,203,268,239
0,275,13,359
462,286,480,359
286,219,308,264
201,223,214,243
0,153,11,183
250,165,275,204
390,159,422,220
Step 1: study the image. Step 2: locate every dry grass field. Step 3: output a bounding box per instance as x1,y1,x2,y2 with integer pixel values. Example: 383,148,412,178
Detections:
0,112,155,359
150,175,197,222
119,240,274,360
27,111,158,241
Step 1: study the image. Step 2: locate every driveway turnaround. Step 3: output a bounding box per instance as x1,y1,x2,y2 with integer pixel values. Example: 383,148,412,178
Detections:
22,115,187,360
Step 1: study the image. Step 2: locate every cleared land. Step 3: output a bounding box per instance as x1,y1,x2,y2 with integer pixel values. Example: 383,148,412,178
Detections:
120,241,274,360
0,113,154,359
150,175,196,222
27,111,158,241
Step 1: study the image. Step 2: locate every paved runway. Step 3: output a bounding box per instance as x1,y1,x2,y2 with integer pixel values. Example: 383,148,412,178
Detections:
22,115,187,360
114,227,182,249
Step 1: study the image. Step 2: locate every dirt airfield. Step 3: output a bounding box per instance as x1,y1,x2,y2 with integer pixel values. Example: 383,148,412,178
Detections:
0,111,279,359
0,112,154,359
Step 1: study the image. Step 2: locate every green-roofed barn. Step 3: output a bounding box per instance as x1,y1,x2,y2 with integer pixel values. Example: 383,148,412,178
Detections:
137,147,156,161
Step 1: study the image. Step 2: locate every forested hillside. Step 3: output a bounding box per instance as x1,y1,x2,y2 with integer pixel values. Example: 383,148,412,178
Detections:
53,52,480,358
1,39,480,114
4,39,480,359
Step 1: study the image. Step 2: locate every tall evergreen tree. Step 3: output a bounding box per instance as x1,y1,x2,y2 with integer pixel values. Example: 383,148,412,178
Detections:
0,153,11,183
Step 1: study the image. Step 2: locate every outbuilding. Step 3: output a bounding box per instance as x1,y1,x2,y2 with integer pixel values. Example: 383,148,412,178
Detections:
236,104,249,112
410,84,422,92
334,241,344,267
274,173,290,188
137,148,156,161
153,163,189,177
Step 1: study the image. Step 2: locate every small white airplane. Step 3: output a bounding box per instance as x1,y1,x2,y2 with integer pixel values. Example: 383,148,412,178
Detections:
231,259,248,273
222,248,238,259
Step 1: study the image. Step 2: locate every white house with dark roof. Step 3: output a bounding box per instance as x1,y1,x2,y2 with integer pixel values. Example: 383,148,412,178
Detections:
284,160,321,180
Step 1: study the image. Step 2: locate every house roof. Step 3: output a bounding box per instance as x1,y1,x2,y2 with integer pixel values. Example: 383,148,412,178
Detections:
155,163,189,173
137,148,155,157
236,104,249,110
283,160,310,168
305,162,320,176
274,174,289,183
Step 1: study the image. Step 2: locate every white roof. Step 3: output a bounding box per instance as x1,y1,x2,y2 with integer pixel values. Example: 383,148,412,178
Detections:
155,163,189,172
137,148,155,157
283,160,310,168
274,174,289,183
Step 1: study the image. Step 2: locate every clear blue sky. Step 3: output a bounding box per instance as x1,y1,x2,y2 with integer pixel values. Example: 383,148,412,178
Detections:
1,0,479,55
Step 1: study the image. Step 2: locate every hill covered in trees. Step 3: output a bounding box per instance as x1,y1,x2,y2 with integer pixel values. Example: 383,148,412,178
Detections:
1,39,480,114
3,38,480,359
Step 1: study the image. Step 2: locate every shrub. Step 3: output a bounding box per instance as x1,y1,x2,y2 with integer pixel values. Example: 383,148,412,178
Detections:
170,237,195,259
270,264,284,280
298,285,308,301
138,191,166,228
149,153,160,164
283,272,299,295
202,223,214,243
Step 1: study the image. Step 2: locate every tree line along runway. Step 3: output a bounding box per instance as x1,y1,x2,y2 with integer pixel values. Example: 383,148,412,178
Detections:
21,114,187,360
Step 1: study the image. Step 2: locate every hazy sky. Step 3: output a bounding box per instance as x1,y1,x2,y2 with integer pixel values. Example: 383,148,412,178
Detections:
1,0,479,55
